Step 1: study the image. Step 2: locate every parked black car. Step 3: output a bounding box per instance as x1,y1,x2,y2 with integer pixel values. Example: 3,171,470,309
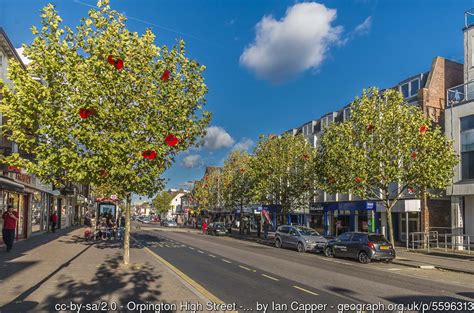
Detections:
206,222,229,236
324,232,395,264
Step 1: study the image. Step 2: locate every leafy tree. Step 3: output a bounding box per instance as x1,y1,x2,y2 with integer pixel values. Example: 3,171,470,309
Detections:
153,191,173,216
318,88,457,247
221,150,253,233
193,168,221,213
0,0,210,264
250,133,317,224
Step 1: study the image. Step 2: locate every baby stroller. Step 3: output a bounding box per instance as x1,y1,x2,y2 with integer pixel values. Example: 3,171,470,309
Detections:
84,227,93,241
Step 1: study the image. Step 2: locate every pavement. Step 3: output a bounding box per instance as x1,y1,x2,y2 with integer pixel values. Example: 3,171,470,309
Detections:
0,227,206,313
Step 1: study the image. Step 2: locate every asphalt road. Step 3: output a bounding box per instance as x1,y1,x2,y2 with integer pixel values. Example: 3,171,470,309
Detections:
133,225,474,313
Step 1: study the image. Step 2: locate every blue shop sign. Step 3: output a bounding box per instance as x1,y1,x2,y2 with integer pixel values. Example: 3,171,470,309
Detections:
323,201,376,212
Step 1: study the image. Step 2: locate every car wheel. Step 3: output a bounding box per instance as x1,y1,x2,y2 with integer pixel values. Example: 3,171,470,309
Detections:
297,242,306,253
358,251,371,264
324,247,334,258
275,238,282,248
383,259,393,264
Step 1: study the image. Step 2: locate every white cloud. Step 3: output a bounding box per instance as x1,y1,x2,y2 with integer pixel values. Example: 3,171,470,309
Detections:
233,138,254,151
240,2,343,83
179,181,195,190
15,47,31,65
182,155,202,168
204,126,235,149
353,16,372,35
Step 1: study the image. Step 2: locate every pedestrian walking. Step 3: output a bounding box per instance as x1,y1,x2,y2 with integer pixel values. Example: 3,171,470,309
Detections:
202,220,208,234
50,211,59,233
263,221,270,240
2,205,19,252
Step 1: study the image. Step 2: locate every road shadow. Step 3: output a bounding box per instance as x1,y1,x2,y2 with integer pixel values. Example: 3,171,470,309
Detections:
458,292,474,299
385,295,472,313
2,252,172,313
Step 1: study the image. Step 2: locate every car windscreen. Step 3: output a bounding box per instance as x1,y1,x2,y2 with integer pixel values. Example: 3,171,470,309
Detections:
368,235,389,244
296,227,320,236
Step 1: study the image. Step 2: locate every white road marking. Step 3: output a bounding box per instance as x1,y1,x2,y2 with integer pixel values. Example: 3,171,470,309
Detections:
388,268,402,271
198,250,204,254
208,254,216,258
239,265,256,272
261,274,279,281
221,259,232,264
189,247,195,250
293,285,319,296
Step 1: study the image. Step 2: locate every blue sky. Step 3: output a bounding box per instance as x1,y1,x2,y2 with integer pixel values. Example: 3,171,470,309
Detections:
1,0,472,202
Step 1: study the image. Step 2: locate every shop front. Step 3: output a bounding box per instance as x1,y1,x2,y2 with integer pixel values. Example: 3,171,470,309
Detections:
322,201,379,236
0,177,28,240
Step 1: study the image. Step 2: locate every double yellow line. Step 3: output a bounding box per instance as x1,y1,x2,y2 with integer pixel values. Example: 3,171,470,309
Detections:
133,236,237,312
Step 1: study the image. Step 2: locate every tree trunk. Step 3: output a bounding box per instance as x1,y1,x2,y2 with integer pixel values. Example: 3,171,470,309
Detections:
123,194,131,266
386,208,395,248
420,187,429,248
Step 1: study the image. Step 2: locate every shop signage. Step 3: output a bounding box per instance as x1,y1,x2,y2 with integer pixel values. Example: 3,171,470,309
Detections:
15,173,32,184
7,166,21,173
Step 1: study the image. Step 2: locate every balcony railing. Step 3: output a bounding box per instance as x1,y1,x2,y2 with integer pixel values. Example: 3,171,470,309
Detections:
446,81,474,107
466,8,474,28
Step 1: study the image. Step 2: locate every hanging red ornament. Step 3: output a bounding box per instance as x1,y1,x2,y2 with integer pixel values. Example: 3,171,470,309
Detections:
161,69,170,81
204,176,208,181
408,187,414,194
79,108,95,119
419,124,427,135
107,55,124,70
367,124,375,132
142,150,157,160
100,169,109,177
411,151,417,160
165,134,179,147
355,177,362,183
240,168,246,173
303,154,309,161
115,59,124,70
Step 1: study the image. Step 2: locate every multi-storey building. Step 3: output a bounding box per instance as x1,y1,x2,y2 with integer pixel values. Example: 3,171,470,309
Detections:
445,10,474,242
288,55,462,242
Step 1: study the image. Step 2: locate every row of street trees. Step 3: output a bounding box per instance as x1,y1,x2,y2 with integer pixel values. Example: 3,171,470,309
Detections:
0,1,210,264
194,88,458,247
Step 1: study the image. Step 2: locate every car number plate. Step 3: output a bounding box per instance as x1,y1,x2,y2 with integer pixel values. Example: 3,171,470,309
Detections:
380,246,389,250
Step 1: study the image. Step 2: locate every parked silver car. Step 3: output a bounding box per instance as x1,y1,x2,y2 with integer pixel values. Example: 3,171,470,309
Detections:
275,225,327,253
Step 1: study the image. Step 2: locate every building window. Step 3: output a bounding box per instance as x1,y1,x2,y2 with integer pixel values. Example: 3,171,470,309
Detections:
461,115,474,180
401,83,409,98
410,79,420,96
399,78,420,98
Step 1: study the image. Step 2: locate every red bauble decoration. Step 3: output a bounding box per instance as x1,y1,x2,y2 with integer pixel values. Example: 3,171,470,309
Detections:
165,134,179,147
303,154,309,161
411,151,417,160
142,150,157,160
100,169,109,177
107,55,115,65
161,69,170,81
240,168,245,173
419,124,427,135
79,108,95,119
115,59,124,70
408,187,414,194
107,55,124,70
367,124,375,132
355,177,362,183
